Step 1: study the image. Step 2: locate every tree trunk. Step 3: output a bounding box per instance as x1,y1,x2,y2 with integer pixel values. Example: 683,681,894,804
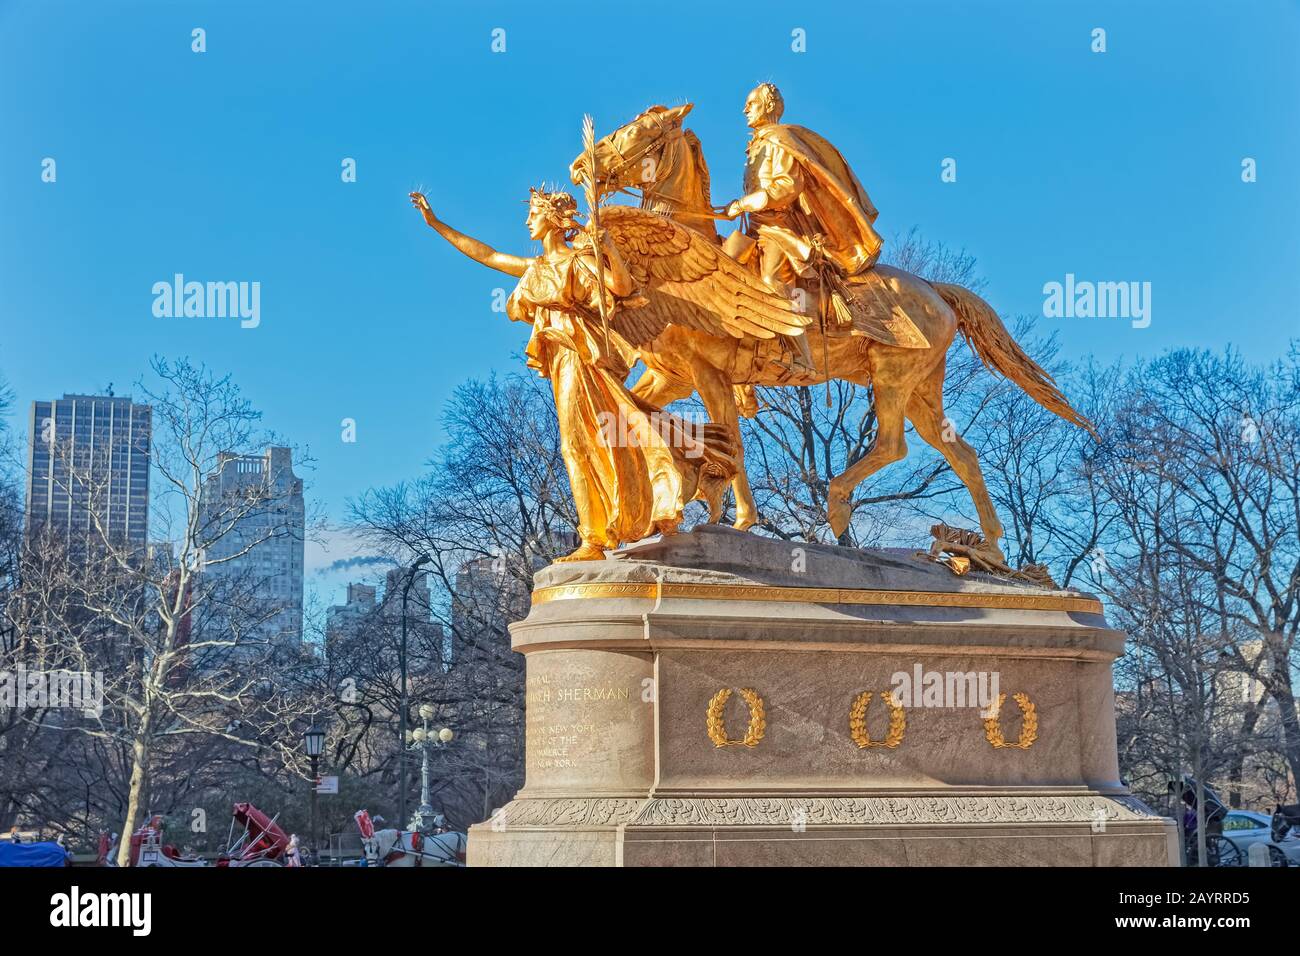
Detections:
1226,704,1260,807
1194,772,1207,868
115,711,153,867
1271,679,1300,792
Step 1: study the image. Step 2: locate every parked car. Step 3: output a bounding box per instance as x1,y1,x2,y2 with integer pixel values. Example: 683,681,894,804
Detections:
1221,810,1300,866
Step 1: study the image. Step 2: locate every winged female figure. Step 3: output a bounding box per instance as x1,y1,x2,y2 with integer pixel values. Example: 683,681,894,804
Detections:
409,189,804,561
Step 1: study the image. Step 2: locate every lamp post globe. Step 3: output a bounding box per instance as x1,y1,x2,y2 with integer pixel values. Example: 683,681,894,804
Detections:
410,713,455,833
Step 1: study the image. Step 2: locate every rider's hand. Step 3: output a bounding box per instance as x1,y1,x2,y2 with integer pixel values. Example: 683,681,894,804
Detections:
724,200,743,219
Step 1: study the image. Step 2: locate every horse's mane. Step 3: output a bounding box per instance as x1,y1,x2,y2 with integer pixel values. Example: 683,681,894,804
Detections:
680,128,712,206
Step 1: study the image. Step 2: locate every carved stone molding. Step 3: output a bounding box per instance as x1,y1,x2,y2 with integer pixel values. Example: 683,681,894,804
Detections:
489,798,647,829
483,794,1165,830
626,794,1165,828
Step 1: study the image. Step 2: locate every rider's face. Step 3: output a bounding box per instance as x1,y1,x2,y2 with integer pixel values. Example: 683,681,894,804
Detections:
744,93,767,128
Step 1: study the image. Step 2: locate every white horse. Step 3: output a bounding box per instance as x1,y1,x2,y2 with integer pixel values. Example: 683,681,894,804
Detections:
354,810,465,867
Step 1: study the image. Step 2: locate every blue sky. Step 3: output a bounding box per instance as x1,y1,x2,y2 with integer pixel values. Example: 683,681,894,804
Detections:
2,0,1298,605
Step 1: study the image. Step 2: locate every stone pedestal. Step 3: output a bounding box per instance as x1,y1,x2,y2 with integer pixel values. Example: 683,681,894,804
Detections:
468,526,1176,866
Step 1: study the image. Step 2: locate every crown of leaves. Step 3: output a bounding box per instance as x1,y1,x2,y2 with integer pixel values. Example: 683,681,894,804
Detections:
527,186,580,222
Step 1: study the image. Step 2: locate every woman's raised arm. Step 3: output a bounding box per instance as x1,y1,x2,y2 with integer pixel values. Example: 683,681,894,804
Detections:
410,193,529,278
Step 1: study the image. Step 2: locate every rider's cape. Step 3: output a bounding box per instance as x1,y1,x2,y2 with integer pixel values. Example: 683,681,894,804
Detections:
751,124,882,276
749,125,927,350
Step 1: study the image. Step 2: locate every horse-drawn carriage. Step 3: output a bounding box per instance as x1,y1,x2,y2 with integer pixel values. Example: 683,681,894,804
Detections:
115,802,292,867
1172,777,1236,866
352,809,465,867
1272,803,1300,844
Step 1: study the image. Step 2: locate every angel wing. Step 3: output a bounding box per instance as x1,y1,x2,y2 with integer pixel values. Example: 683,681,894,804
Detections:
599,205,812,348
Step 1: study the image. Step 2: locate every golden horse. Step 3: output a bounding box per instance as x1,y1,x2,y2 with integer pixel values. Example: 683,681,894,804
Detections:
570,104,1093,560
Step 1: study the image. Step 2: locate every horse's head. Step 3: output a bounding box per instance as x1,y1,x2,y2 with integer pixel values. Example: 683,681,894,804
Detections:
361,828,400,866
569,103,694,198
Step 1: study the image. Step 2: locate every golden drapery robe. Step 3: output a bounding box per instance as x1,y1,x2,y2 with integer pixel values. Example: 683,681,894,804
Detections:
507,242,735,548
743,123,883,278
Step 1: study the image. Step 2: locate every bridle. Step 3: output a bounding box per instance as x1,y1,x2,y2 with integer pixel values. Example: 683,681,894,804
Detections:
600,113,730,219
601,111,672,186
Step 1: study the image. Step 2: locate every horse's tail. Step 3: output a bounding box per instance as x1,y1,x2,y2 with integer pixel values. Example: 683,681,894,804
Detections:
930,281,1097,437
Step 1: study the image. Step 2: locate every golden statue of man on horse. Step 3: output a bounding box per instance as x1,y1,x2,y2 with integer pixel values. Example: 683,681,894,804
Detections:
720,83,929,353
410,84,1094,575
727,82,883,278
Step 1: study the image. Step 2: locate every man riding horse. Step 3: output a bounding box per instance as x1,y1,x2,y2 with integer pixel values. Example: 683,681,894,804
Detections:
722,83,913,365
724,83,882,295
559,93,1092,555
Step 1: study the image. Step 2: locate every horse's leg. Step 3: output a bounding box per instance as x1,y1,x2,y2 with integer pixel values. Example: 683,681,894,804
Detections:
631,365,692,407
905,365,1008,563
633,362,735,525
827,379,910,540
694,363,759,530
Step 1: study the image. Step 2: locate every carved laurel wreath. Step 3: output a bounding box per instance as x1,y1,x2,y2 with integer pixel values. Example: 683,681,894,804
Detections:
849,690,906,749
982,692,1038,749
706,688,766,748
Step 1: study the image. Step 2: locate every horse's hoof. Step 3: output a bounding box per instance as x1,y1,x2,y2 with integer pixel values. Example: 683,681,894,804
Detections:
826,476,853,538
827,497,851,539
732,515,757,532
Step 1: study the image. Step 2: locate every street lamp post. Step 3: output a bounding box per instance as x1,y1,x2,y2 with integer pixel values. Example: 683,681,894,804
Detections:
302,724,325,866
407,704,454,832
397,553,431,830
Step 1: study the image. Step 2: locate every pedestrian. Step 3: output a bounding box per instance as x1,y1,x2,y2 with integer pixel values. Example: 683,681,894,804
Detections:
284,833,303,867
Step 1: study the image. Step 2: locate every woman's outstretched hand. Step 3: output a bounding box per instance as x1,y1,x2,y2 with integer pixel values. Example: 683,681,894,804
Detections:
409,191,438,227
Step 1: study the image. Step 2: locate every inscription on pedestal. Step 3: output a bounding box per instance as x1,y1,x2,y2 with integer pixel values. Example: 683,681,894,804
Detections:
527,675,631,770
522,652,652,790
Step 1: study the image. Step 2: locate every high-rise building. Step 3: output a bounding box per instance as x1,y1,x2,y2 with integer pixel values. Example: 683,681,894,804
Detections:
384,566,431,619
325,573,447,670
1216,640,1268,708
379,568,446,669
197,446,305,644
452,557,522,639
25,393,151,549
325,582,377,657
450,532,576,644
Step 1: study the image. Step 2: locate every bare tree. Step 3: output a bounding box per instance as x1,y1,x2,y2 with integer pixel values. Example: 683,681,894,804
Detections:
343,372,572,828
7,359,324,862
1098,348,1300,795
